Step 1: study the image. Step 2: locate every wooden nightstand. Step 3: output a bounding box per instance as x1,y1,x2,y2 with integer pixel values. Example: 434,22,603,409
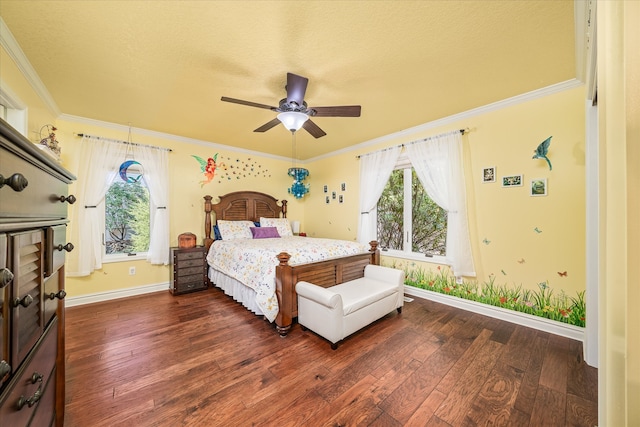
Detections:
170,246,208,295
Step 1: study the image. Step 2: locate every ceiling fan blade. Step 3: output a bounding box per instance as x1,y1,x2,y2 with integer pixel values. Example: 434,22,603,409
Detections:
286,73,309,107
311,105,361,117
221,96,277,111
254,117,282,133
302,119,327,138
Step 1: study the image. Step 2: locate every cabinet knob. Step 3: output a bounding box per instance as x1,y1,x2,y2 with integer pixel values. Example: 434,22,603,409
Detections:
13,293,34,308
0,268,13,288
56,242,74,252
0,360,10,378
58,194,76,204
0,173,28,192
48,289,67,300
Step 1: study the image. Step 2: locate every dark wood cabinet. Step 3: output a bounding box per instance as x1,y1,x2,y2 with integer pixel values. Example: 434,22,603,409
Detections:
170,246,208,295
0,118,75,427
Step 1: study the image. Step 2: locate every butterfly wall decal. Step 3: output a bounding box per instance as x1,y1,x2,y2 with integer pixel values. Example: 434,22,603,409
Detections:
532,136,552,170
557,271,568,277
534,227,543,233
483,238,491,245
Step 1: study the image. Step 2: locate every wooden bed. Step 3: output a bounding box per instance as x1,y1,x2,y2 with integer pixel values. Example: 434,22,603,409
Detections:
203,191,380,336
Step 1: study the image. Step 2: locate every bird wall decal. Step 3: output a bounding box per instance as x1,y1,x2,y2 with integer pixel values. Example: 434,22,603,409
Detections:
532,136,552,170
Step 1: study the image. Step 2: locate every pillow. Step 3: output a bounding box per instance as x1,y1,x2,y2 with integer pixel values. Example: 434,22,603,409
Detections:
213,224,222,240
260,217,293,237
250,226,280,239
216,220,254,240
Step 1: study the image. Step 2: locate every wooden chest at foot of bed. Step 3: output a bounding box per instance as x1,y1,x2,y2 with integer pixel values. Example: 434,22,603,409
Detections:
170,246,208,295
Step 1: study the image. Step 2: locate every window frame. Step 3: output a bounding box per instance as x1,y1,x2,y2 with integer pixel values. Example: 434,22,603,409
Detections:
376,154,449,266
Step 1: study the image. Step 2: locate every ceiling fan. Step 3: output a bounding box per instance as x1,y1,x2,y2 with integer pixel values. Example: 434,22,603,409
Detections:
221,72,361,138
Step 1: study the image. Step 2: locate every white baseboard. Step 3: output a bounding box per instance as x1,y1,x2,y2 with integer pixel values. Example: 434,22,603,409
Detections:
404,286,584,343
65,282,170,308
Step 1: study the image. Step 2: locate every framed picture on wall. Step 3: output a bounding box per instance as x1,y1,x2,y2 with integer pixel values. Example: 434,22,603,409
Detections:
332,191,336,199
530,178,547,196
341,182,346,191
482,166,496,183
502,174,523,187
339,195,344,203
323,185,328,193
325,196,330,204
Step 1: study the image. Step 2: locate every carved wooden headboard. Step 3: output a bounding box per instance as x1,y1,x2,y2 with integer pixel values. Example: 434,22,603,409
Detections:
203,191,288,249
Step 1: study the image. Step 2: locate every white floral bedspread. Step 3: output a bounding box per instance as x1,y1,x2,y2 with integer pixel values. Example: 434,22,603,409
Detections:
206,236,369,322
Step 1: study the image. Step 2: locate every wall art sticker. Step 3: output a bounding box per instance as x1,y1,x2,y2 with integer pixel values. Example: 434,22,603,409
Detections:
193,154,271,186
532,136,552,170
530,178,547,196
502,175,523,187
482,166,496,183
192,153,219,187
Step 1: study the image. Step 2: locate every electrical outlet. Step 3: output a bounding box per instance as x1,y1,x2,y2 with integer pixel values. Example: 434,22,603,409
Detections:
129,266,136,275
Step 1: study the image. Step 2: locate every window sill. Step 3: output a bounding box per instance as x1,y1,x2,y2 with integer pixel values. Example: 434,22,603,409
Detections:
380,249,449,266
103,253,148,263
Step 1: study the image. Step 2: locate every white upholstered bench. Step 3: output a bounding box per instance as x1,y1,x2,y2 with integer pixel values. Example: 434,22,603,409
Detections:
296,264,405,349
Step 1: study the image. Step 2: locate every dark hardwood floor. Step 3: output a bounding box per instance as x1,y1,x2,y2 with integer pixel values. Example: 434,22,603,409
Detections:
64,287,597,426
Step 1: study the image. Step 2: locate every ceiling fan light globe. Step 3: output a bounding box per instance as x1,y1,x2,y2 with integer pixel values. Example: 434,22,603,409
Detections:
278,111,309,132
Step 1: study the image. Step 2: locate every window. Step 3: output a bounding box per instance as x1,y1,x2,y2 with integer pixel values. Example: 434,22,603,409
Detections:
377,165,447,257
104,179,150,256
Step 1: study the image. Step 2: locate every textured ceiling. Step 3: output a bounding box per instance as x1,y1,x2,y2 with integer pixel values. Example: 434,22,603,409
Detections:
0,1,576,159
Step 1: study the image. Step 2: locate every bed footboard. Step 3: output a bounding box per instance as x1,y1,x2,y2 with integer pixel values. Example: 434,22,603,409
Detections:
274,241,380,336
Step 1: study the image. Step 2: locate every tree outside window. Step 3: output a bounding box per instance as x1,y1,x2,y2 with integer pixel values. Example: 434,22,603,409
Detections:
377,168,447,256
105,180,150,255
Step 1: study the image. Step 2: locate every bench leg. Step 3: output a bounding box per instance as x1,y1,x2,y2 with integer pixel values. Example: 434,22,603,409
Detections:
331,342,338,350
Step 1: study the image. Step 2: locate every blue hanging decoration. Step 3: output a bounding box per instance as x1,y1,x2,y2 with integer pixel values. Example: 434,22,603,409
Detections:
288,167,310,199
119,159,144,183
119,124,144,183
286,131,309,199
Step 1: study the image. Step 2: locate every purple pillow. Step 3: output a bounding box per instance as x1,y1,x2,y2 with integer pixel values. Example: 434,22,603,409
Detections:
250,226,280,239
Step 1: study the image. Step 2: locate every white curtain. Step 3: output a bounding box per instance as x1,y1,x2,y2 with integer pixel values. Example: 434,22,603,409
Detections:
357,146,401,244
405,131,476,277
67,136,127,276
136,145,170,265
67,136,170,277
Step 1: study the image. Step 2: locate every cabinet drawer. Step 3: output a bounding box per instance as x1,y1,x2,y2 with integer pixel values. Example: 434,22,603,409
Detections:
45,225,68,277
43,270,63,328
0,318,57,426
0,148,70,221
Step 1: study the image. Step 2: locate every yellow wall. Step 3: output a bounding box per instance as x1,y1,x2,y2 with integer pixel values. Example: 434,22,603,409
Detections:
0,47,57,139
55,119,302,296
308,86,586,299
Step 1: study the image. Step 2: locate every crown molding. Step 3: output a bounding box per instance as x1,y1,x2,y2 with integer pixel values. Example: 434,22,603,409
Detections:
0,17,61,117
309,79,585,163
59,113,294,163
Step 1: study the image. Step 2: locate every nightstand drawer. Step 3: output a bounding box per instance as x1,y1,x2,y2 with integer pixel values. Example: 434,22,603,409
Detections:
175,273,204,285
175,266,204,277
174,281,207,294
175,258,204,269
175,251,203,261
